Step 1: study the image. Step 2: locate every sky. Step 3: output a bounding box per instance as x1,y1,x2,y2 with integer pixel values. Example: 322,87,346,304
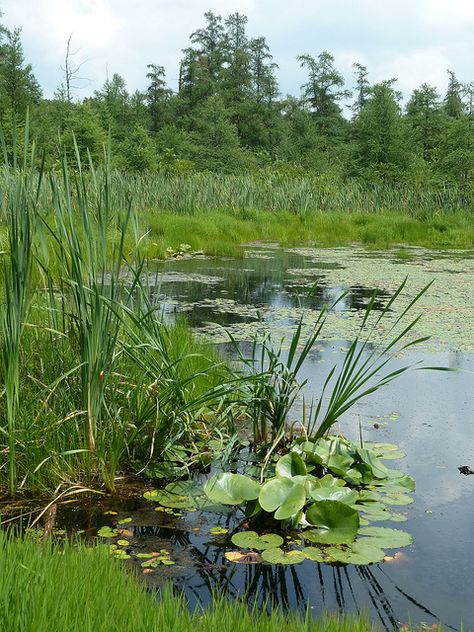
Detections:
2,0,474,103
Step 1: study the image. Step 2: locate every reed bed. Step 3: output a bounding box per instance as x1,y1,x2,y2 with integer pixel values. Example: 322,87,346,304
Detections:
0,146,241,495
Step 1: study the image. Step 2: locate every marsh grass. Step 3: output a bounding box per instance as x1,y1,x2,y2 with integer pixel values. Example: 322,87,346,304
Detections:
0,532,389,632
139,209,474,259
0,124,42,494
237,279,444,447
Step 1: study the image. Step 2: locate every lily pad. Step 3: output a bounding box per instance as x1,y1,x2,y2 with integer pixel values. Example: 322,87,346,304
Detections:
225,551,262,564
302,546,326,562
310,486,359,505
231,531,284,550
204,473,260,505
97,526,118,538
259,477,306,520
209,527,228,535
305,500,359,545
326,540,385,565
261,548,306,565
359,526,413,548
275,452,307,477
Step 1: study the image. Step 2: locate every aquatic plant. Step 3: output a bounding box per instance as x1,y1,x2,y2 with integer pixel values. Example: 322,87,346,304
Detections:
199,436,414,565
0,123,41,494
234,279,432,447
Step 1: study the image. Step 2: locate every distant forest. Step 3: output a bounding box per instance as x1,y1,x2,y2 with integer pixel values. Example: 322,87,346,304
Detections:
1,10,474,186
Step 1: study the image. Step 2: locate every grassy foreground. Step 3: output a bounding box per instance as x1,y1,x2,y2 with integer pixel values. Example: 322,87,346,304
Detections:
140,209,474,258
0,534,382,632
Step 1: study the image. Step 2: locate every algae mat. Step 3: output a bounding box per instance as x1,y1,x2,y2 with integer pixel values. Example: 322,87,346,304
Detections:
167,246,474,353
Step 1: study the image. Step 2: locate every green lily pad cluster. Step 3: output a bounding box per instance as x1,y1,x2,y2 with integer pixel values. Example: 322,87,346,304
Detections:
138,550,175,568
99,519,176,569
203,435,414,565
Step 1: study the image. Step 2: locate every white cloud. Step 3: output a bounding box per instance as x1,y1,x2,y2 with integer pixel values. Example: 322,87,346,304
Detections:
1,0,474,99
379,47,451,96
419,0,474,28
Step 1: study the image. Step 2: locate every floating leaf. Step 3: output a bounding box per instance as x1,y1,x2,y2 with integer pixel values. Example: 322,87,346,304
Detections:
259,477,306,520
97,526,118,538
104,511,118,516
326,540,385,565
310,486,358,505
355,448,389,479
225,551,262,564
231,531,284,550
305,500,359,545
359,527,413,548
275,452,307,478
261,548,306,565
302,546,325,562
209,527,228,535
116,539,130,546
204,473,260,505
117,518,132,525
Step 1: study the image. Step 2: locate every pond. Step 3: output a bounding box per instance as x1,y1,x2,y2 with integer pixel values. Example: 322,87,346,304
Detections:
58,245,474,629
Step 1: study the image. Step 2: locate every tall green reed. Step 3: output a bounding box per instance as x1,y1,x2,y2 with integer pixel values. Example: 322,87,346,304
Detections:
0,121,42,494
42,142,139,482
238,280,439,447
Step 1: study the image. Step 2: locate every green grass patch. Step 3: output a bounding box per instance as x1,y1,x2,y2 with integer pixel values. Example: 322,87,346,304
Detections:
140,210,474,258
0,532,390,632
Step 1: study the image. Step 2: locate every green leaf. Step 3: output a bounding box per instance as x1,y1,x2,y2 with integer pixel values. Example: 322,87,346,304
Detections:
355,448,390,479
310,486,359,505
231,531,284,550
275,452,307,478
204,473,260,505
259,477,306,520
302,546,325,562
314,474,347,488
305,500,359,545
326,540,385,565
359,526,413,548
261,548,306,565
97,526,117,538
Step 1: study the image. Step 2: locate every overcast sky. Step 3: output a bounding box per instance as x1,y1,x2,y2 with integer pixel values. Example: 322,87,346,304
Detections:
2,0,474,103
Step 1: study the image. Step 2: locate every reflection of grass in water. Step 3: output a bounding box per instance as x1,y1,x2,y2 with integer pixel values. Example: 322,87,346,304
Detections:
138,210,474,259
0,532,388,631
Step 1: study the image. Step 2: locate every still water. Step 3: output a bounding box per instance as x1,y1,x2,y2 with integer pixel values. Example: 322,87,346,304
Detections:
71,246,474,629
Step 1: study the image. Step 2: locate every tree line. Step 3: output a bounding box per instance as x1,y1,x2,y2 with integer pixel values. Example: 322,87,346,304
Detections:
1,10,474,187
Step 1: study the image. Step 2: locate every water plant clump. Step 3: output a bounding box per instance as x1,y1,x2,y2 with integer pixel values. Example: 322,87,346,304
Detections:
141,280,436,566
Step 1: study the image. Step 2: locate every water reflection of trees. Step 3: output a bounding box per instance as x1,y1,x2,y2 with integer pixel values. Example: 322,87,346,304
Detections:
152,253,392,331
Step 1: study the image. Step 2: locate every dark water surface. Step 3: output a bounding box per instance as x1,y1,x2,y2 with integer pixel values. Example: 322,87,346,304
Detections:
69,247,474,629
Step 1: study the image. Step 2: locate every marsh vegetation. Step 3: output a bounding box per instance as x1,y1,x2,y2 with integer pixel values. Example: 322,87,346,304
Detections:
0,7,473,627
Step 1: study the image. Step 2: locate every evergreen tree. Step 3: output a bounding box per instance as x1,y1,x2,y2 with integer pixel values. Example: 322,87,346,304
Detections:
298,51,350,135
444,70,465,118
249,37,279,105
352,81,410,181
406,83,443,163
351,63,370,118
179,11,227,109
190,95,252,172
92,73,131,141
0,27,41,117
145,64,171,134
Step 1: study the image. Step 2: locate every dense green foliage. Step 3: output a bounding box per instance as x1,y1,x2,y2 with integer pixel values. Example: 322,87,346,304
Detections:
1,9,474,196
